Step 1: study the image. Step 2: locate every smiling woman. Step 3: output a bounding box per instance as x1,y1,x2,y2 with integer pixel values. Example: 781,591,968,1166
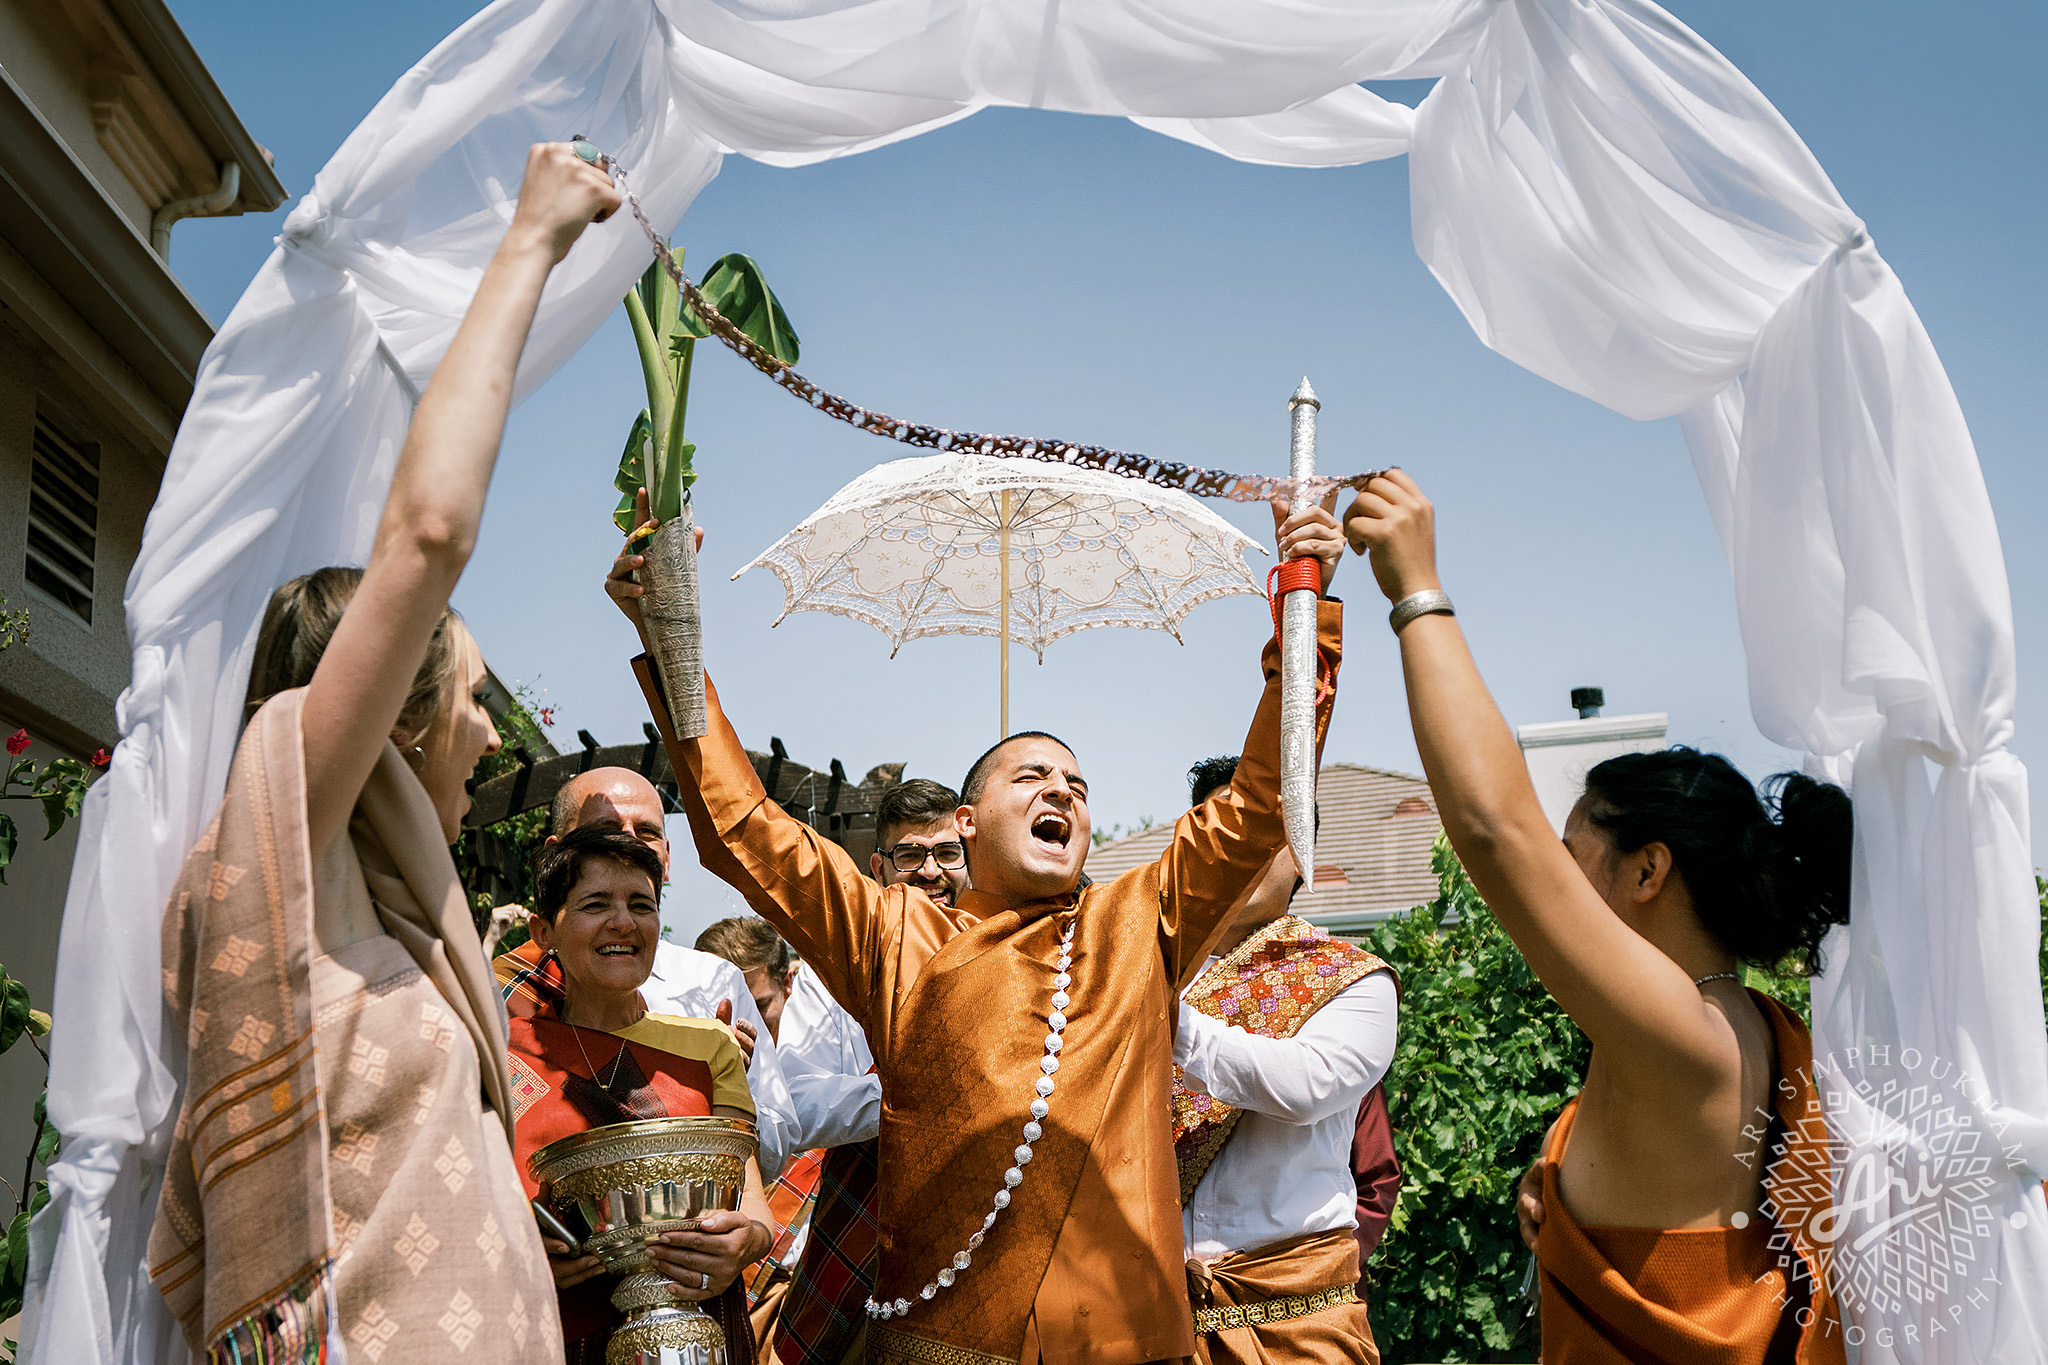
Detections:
507,826,780,1362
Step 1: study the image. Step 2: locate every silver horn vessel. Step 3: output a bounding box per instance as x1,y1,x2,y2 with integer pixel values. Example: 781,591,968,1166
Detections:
529,1115,757,1364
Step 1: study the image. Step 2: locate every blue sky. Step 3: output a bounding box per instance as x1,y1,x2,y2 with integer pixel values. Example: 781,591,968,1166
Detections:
166,2,2048,941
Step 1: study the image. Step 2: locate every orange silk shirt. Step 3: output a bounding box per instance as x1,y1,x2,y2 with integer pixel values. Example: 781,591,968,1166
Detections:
644,600,1342,1365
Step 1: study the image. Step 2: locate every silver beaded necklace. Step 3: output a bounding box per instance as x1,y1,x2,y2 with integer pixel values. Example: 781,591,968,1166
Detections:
867,914,1076,1322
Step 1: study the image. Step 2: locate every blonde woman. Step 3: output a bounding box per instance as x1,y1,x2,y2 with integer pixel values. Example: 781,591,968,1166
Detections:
148,143,618,1360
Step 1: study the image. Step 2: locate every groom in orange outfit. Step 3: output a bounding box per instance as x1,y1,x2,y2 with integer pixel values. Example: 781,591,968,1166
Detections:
606,495,1346,1364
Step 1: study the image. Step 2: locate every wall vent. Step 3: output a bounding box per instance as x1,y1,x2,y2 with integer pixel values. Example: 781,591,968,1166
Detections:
25,413,99,625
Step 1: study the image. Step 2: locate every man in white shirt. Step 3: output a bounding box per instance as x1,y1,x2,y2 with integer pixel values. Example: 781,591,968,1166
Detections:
1173,757,1397,1363
778,959,879,1154
492,766,800,1178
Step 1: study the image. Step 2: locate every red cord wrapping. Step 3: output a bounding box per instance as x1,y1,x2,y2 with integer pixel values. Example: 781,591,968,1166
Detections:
1266,560,1335,705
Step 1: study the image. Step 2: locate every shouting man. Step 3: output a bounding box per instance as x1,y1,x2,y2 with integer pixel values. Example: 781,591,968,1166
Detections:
608,499,1345,1365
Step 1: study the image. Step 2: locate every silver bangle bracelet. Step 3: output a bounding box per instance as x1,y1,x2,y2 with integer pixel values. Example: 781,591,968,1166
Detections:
1389,589,1454,634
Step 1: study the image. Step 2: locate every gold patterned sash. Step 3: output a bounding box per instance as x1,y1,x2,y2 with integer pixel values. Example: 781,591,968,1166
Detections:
1172,915,1391,1204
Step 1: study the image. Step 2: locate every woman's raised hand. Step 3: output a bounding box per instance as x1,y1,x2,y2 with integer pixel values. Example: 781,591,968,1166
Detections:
1342,469,1440,605
1268,488,1343,595
507,141,623,267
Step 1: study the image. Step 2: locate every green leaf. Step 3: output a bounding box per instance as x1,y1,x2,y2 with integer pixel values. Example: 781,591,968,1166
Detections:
676,253,801,364
0,1209,27,1322
651,440,695,525
31,1093,54,1168
0,978,30,1056
0,815,14,884
634,252,681,351
614,410,651,496
612,410,655,534
622,289,674,442
38,787,76,840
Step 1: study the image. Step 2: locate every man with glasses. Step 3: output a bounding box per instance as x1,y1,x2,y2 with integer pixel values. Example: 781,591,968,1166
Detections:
868,778,971,910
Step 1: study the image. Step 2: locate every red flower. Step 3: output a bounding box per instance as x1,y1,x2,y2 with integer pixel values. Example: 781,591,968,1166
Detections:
536,706,557,727
5,729,27,756
91,748,111,767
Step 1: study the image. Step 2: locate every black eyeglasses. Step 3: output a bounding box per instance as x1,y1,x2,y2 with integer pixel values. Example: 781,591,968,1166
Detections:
887,841,966,871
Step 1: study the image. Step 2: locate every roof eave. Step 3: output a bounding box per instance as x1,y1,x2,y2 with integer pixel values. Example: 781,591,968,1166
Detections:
99,0,290,212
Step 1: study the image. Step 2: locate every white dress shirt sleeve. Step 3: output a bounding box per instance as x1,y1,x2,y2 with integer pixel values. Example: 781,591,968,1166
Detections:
729,988,798,1180
643,943,799,1179
778,965,881,1149
1174,969,1397,1126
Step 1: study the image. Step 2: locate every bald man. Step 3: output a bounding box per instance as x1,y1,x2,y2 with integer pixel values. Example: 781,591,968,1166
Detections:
492,765,800,1178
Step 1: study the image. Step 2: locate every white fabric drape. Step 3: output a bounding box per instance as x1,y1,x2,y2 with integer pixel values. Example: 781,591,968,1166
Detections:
25,1,2043,1362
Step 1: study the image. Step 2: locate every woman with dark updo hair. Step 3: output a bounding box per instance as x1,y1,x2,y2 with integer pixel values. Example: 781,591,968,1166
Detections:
1344,471,1849,1365
145,145,619,1362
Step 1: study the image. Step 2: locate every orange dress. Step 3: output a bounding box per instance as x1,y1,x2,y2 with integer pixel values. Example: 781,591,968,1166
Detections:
1536,992,1846,1365
648,601,1344,1365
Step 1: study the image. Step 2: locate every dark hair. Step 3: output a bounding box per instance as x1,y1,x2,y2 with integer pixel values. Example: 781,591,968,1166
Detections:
1188,756,1238,806
530,826,664,923
876,778,962,847
245,566,459,745
1581,747,1851,975
695,916,792,977
960,731,1074,804
1187,754,1318,833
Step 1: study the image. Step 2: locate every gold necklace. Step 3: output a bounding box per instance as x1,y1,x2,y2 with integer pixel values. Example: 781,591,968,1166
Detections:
565,1005,632,1091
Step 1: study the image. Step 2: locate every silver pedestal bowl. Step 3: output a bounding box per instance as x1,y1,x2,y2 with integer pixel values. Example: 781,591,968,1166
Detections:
530,1116,758,1365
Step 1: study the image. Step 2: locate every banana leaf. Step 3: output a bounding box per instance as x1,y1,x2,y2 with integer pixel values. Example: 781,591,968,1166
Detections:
614,248,796,527
674,253,801,364
613,409,652,534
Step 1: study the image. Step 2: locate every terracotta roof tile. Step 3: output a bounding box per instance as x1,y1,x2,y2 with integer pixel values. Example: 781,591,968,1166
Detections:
1082,763,1440,933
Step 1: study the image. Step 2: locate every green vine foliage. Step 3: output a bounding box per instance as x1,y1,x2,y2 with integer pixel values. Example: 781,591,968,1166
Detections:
450,680,554,952
1361,839,1588,1364
1358,846,2048,1363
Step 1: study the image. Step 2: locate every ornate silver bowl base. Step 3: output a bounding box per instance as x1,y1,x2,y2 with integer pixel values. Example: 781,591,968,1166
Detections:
529,1116,758,1365
606,1273,727,1365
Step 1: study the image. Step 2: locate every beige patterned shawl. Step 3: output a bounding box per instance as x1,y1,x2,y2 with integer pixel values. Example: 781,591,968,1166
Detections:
147,689,516,1359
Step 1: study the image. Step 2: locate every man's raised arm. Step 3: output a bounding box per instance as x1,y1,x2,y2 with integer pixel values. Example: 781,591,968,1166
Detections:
1154,599,1343,988
608,501,886,1031
636,660,886,1032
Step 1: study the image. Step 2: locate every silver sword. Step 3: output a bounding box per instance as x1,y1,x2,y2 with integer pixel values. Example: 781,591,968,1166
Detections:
1281,378,1320,886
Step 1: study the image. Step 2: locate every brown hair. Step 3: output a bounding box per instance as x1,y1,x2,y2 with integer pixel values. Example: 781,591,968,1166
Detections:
875,777,961,847
694,916,792,977
530,826,665,923
244,566,460,744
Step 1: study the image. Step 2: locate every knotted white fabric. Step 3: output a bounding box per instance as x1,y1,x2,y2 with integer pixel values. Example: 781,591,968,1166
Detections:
26,1,2044,1362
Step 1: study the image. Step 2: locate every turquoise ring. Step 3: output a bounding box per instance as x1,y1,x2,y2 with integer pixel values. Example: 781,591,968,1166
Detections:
572,138,603,165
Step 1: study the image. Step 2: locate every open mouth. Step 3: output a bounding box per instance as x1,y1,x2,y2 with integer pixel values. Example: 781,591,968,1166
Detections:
1030,811,1072,852
595,944,640,958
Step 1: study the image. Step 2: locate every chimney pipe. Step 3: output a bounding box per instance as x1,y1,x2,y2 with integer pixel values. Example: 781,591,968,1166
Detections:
1571,687,1604,720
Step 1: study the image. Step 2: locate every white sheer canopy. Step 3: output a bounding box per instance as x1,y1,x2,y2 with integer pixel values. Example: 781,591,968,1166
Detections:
25,1,2045,1361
